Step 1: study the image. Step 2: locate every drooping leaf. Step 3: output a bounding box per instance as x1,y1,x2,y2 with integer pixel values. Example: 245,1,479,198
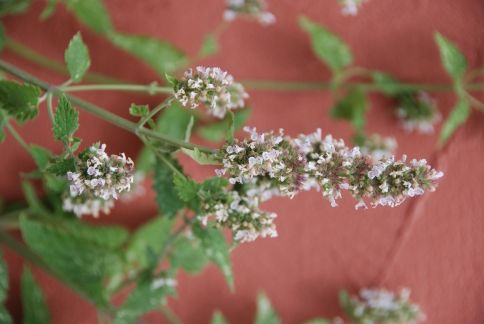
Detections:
0,81,40,123
192,224,234,290
153,156,185,217
182,148,221,165
20,216,127,307
255,292,280,324
63,0,113,33
53,95,79,143
330,87,367,133
169,236,208,273
211,310,228,324
199,33,218,58
126,216,174,270
198,109,251,142
435,33,468,80
299,16,352,73
108,32,186,75
21,267,50,324
0,252,12,324
439,97,470,145
64,32,91,82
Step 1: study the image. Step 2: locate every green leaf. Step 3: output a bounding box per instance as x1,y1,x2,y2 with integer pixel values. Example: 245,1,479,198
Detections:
173,175,200,204
0,23,5,52
153,156,185,217
21,181,46,215
63,0,113,33
330,88,367,132
0,252,12,324
21,267,50,324
46,157,76,176
226,111,235,143
193,224,234,290
20,216,127,307
164,73,177,86
30,145,52,170
198,109,251,142
255,292,280,324
114,277,172,324
129,104,149,118
126,216,174,270
0,0,31,16
182,148,221,165
199,33,218,58
439,97,470,145
371,72,403,96
169,236,208,273
0,81,40,123
64,32,91,82
0,112,7,142
53,95,79,142
338,290,354,316
211,310,228,324
435,33,467,80
299,16,352,73
40,0,58,20
108,32,186,75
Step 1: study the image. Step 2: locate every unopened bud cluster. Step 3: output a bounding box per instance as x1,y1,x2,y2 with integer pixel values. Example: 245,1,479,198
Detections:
339,0,367,16
396,92,441,134
63,143,135,217
224,0,275,25
174,66,248,119
347,288,426,323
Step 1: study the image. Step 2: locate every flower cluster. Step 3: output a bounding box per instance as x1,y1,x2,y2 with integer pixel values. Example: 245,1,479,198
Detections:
360,134,397,162
218,128,442,212
347,288,426,323
223,0,275,25
217,127,305,198
199,183,278,243
174,66,248,119
63,143,135,217
396,92,441,134
339,0,367,16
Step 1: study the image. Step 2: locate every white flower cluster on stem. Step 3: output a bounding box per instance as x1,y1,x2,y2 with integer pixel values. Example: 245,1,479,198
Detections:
339,0,367,16
224,0,275,25
348,288,426,323
360,134,397,162
174,66,248,119
63,143,135,218
397,92,441,134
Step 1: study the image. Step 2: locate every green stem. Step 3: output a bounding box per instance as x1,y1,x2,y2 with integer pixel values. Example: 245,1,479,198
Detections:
5,121,31,153
5,38,123,84
46,92,55,124
138,99,172,129
160,304,181,324
0,59,215,154
62,84,172,95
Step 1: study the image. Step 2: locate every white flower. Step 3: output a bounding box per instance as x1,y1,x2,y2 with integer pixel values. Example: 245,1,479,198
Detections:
339,0,367,16
397,92,441,134
63,195,114,218
224,0,276,25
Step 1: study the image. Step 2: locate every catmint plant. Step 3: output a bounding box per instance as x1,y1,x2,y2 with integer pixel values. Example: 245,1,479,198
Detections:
224,0,276,25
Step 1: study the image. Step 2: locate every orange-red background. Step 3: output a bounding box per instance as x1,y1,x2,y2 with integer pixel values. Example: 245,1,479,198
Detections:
2,1,484,323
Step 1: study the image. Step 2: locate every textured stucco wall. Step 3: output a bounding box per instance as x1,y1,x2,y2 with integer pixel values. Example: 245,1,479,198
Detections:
1,1,484,323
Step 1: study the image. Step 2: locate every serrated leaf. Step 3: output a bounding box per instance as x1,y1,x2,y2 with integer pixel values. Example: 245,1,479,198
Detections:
371,72,403,96
435,33,467,80
170,236,208,273
182,148,221,165
129,104,149,118
40,0,57,20
113,277,172,324
126,216,174,269
0,81,40,123
198,109,251,142
20,216,127,307
21,267,50,324
30,145,52,170
53,95,79,142
299,16,352,73
193,224,234,290
153,156,185,217
255,292,280,324
0,252,12,324
199,33,218,58
63,0,113,33
108,32,186,75
330,88,367,133
46,157,76,176
211,310,228,324
439,97,470,145
65,32,91,82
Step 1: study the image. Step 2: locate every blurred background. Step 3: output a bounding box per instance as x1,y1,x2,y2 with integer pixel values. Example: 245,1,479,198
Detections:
1,0,484,323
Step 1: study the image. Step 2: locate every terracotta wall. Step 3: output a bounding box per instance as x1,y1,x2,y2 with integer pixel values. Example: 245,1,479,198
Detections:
2,1,484,323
